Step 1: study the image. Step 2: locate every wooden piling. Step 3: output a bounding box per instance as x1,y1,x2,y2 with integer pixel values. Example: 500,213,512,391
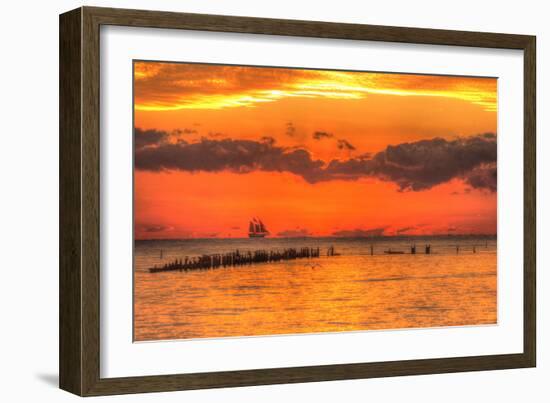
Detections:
149,246,329,273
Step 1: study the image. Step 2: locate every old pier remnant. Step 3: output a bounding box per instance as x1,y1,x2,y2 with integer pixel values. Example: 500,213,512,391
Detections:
148,246,331,273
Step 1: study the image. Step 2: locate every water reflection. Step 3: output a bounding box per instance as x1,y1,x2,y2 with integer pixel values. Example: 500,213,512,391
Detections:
134,237,496,341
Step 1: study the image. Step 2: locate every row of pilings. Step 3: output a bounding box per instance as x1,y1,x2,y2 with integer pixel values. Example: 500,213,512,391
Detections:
148,247,328,273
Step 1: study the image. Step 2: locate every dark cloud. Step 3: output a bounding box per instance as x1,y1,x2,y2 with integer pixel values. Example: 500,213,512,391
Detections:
135,130,497,192
173,128,198,135
337,139,356,151
135,136,325,182
139,224,173,233
286,122,296,137
277,228,312,237
260,136,276,146
326,134,496,191
134,128,168,150
312,131,334,140
396,226,416,234
332,227,387,237
463,162,497,192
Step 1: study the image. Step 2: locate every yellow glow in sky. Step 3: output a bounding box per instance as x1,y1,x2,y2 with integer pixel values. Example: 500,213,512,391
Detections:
134,62,497,112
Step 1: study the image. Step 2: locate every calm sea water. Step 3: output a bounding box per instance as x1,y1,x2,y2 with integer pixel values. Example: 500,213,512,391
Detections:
134,237,496,341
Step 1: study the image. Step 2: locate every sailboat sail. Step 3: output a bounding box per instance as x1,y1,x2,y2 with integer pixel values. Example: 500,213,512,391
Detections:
259,220,267,233
248,217,269,238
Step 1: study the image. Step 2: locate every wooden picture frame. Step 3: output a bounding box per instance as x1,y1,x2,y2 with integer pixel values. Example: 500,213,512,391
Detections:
59,6,536,396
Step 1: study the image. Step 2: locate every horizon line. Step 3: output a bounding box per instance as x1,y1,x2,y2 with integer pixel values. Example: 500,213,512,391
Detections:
135,233,498,241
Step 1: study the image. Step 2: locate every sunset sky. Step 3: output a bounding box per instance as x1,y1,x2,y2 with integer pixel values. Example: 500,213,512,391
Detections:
134,61,497,240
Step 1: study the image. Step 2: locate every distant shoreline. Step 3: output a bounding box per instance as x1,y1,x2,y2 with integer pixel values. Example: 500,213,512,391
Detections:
136,234,498,242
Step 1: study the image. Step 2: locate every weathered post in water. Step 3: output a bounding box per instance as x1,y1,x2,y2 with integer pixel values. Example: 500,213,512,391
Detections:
149,245,338,273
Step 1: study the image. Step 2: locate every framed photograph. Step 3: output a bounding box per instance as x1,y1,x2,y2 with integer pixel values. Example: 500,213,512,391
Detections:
59,6,536,396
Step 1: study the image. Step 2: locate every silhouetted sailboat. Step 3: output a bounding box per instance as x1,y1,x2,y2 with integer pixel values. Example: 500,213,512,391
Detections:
249,217,269,238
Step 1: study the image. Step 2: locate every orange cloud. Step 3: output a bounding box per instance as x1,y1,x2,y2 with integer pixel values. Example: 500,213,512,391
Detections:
134,62,497,112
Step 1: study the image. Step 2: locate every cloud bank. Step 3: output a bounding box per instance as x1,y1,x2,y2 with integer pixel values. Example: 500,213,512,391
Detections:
137,224,174,233
325,133,496,191
135,129,497,192
337,139,356,151
332,227,388,237
396,226,416,234
134,128,168,150
313,131,334,140
277,228,312,237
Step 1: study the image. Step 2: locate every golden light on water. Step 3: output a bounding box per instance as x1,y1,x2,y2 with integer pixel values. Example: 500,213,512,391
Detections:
134,244,497,341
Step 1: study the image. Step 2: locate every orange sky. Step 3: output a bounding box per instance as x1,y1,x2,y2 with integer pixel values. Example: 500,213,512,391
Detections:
134,61,497,239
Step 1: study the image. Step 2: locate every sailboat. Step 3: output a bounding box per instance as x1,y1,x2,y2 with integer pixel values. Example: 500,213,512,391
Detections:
248,217,269,238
